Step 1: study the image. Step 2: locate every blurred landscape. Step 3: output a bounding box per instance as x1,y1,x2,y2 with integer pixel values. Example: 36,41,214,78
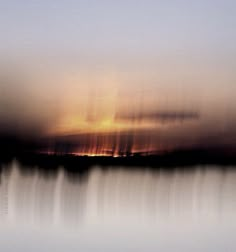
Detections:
1,1,236,251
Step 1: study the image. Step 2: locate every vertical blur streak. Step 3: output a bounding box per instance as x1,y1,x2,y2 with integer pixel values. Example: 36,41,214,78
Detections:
0,162,236,228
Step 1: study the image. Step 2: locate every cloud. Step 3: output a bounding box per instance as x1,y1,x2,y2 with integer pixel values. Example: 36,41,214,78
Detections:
115,110,200,123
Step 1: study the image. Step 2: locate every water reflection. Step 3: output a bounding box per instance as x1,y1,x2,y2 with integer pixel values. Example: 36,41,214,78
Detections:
1,161,236,251
1,161,236,228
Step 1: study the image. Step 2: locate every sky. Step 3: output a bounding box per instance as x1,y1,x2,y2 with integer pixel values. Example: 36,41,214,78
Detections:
0,0,236,154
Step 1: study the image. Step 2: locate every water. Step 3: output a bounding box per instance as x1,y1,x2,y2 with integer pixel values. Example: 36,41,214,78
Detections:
0,161,236,251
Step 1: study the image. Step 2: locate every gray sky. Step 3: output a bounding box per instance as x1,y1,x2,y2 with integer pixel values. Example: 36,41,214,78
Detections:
1,0,235,57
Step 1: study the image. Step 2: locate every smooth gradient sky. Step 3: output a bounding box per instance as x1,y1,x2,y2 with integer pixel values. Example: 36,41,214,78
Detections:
0,0,236,152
